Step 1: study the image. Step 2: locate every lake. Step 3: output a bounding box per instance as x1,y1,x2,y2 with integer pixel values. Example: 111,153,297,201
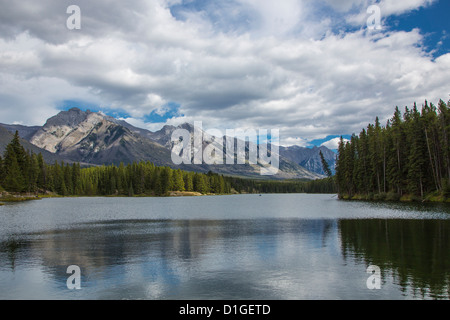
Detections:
0,194,449,300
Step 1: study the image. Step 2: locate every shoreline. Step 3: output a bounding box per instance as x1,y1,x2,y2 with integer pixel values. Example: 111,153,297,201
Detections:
339,193,450,203
0,190,235,203
2,191,449,204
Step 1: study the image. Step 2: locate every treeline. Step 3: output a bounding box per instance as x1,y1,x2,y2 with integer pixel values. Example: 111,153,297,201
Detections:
0,131,231,196
224,176,337,194
336,99,450,201
0,131,336,196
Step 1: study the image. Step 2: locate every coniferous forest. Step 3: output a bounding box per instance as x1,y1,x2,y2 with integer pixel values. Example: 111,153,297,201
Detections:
3,99,449,201
0,131,336,197
336,99,450,202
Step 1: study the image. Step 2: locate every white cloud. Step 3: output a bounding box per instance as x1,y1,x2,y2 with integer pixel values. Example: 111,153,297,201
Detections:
280,136,310,148
0,0,448,146
343,0,437,27
321,137,349,150
322,0,436,15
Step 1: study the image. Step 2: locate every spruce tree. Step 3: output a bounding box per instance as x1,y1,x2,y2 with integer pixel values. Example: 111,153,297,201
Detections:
184,172,194,192
0,155,4,184
3,144,26,192
319,150,332,177
172,169,185,191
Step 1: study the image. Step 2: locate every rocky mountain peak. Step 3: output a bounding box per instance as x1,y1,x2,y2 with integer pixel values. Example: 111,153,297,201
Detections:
44,107,91,129
3,109,329,179
31,109,113,153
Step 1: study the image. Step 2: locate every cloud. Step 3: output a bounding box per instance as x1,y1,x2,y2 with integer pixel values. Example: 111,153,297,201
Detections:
343,0,437,27
321,0,436,15
0,0,448,147
321,137,349,150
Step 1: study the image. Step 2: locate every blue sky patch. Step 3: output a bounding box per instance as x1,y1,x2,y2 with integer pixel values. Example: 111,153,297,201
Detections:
143,103,183,123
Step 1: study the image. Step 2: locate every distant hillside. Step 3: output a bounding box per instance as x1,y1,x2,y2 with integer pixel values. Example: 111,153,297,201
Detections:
1,108,329,180
0,123,40,141
280,145,336,176
0,125,71,164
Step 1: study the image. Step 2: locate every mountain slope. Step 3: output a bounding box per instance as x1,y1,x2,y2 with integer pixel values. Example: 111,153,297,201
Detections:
0,123,41,141
279,145,336,176
0,125,71,164
29,108,174,166
149,123,323,179
2,108,326,180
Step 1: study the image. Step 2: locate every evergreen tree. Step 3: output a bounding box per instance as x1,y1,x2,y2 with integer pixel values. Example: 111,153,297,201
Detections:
172,169,185,191
319,150,332,178
159,167,171,195
0,155,4,184
128,182,134,197
336,100,450,200
184,172,194,191
2,148,25,192
36,153,46,191
26,153,39,193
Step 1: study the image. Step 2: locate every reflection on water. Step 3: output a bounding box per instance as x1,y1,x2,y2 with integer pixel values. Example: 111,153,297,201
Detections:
0,219,341,299
0,195,449,300
340,219,450,299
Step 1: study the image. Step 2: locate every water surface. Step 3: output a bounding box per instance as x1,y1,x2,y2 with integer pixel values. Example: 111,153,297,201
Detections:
0,194,449,300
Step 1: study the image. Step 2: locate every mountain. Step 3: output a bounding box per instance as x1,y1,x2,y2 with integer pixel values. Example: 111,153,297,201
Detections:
0,125,71,164
279,145,336,176
28,108,174,167
147,123,323,180
1,108,327,180
0,123,41,141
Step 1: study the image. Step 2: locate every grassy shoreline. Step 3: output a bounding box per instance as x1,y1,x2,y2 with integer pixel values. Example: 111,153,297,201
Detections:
2,191,448,204
0,194,42,204
339,192,450,203
0,190,233,204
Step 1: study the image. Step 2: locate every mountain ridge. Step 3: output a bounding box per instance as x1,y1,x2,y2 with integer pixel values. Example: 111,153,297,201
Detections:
0,108,332,180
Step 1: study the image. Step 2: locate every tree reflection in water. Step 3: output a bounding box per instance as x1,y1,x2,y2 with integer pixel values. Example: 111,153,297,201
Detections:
339,219,450,299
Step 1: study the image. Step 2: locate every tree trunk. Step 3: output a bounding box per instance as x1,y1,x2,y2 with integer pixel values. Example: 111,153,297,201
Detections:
425,128,439,191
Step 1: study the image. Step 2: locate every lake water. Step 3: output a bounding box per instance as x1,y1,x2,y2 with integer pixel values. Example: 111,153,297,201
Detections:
0,194,449,300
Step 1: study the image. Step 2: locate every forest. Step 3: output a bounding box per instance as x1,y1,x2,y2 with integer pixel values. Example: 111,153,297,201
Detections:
335,99,450,202
0,131,336,197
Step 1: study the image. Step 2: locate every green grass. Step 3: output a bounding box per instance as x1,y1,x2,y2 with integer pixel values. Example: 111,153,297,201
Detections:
339,192,449,203
0,196,41,202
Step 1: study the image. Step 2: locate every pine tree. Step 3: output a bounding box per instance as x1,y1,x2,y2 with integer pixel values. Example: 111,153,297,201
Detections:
438,100,450,189
319,151,332,177
159,167,171,195
3,148,25,192
184,172,194,191
172,169,185,191
63,164,73,195
335,136,347,196
0,155,4,184
128,182,134,197
154,169,163,196
26,153,39,193
336,99,450,200
3,143,26,192
405,105,427,197
36,153,47,191
386,107,405,195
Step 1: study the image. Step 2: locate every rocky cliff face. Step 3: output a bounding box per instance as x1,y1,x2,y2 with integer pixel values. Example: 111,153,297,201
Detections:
2,107,329,179
31,108,102,153
29,108,173,166
279,145,336,176
0,125,67,164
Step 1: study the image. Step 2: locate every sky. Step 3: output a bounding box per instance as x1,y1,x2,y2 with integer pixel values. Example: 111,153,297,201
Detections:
0,0,449,149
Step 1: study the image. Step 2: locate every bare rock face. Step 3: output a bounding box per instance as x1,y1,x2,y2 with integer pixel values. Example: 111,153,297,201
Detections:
31,109,109,153
19,107,329,179
279,145,336,176
29,108,173,166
